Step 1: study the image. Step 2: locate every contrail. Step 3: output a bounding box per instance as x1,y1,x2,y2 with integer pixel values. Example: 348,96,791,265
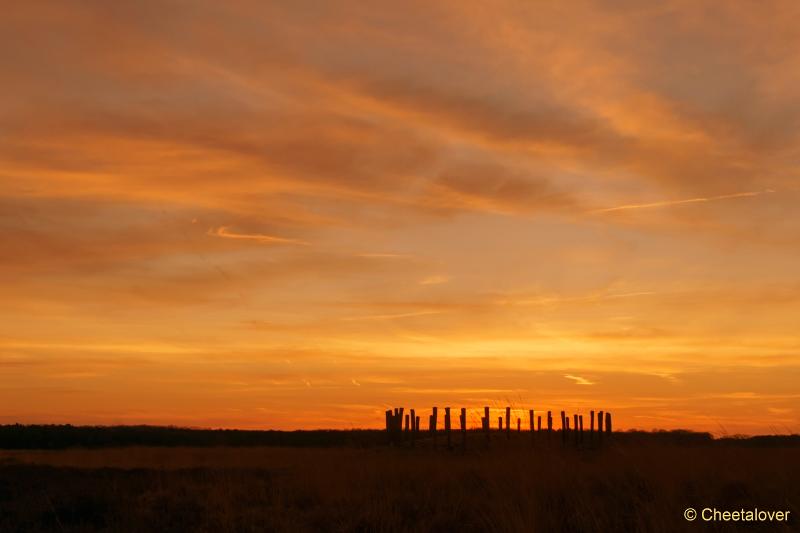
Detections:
564,374,595,386
341,310,443,321
208,225,310,245
589,189,775,215
357,253,413,259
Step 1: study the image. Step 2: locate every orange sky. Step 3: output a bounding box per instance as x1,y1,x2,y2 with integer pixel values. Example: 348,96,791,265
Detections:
2,1,799,434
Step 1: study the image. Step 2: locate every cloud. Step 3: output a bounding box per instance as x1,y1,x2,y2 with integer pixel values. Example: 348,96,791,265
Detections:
588,189,776,215
208,225,310,245
419,275,449,285
1,0,799,432
564,375,595,386
340,310,444,322
357,253,414,259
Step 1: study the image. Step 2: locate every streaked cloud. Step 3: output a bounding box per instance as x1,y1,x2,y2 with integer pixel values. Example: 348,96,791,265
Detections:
420,275,449,285
0,0,798,433
564,375,595,386
340,310,444,322
208,226,310,245
589,190,776,215
357,253,414,259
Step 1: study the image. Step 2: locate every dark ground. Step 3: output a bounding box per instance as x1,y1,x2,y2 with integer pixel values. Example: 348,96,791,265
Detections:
0,426,797,532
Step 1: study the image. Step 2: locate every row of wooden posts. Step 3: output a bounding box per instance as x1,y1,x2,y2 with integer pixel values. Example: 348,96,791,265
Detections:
384,407,612,449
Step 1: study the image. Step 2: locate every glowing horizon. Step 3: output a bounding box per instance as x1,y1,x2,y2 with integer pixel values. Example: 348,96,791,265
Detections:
2,1,799,435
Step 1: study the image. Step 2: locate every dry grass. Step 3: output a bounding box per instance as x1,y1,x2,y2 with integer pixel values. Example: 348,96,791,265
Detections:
0,438,798,532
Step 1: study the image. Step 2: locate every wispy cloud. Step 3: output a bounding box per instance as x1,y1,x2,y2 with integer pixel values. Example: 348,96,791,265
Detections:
208,226,310,245
2,1,799,433
341,310,443,321
564,374,595,385
499,291,656,306
420,275,449,285
357,253,413,259
589,190,775,215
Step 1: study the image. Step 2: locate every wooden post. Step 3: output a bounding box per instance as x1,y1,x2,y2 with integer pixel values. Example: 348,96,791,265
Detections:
605,412,612,435
517,417,521,432
537,415,542,432
579,415,584,446
385,409,392,444
505,407,511,439
445,407,452,450
397,408,404,442
484,406,491,445
597,410,604,443
573,414,579,446
529,409,535,445
460,407,467,452
415,416,420,440
498,416,503,431
560,411,567,444
589,410,595,444
410,409,416,447
547,411,553,440
430,407,439,450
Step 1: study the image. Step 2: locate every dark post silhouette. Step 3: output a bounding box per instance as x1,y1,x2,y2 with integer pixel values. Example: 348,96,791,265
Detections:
386,408,404,445
484,406,491,445
460,407,467,451
444,407,452,450
399,408,405,439
410,409,416,447
392,407,403,440
597,410,604,444
431,407,439,449
573,414,579,446
529,409,535,445
380,406,606,449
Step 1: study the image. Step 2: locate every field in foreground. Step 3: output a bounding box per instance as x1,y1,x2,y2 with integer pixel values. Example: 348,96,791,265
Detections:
0,432,798,532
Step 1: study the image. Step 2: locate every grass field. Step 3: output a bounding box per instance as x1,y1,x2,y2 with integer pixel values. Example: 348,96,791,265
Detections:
0,432,798,532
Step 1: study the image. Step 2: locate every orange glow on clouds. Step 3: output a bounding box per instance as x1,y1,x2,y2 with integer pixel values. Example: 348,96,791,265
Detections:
2,1,800,434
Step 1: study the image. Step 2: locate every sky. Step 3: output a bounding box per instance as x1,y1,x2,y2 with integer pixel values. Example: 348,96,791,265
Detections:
1,1,799,434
